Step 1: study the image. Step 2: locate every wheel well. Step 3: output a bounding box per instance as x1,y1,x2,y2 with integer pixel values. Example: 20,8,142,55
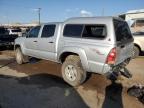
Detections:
15,45,21,50
134,44,141,52
60,52,79,63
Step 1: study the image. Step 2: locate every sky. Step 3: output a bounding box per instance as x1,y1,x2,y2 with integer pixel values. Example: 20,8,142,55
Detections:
0,0,144,24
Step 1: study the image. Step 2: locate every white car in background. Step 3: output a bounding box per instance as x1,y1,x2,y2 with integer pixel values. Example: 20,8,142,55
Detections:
133,31,144,58
8,28,22,36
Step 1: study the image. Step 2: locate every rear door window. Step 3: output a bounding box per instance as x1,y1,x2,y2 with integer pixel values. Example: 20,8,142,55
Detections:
113,19,133,42
41,25,56,38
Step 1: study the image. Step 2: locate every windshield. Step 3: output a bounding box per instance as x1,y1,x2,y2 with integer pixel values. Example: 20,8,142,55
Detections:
113,19,133,42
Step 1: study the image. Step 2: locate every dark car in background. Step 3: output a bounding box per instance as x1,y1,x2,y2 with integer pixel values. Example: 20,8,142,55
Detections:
0,27,18,48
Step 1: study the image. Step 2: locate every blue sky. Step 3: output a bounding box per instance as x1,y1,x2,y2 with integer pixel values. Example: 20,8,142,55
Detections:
0,0,144,24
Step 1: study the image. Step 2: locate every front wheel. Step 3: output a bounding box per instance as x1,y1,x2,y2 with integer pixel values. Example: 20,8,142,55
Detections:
15,48,28,64
62,55,86,86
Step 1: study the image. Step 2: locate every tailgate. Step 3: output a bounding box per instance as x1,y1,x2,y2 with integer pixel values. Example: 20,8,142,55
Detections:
113,18,134,65
116,42,133,65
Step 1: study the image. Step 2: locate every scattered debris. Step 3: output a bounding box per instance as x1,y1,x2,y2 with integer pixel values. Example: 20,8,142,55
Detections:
127,84,144,104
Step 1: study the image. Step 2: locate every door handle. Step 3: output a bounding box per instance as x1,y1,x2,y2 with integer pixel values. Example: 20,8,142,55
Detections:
49,41,54,43
33,41,37,42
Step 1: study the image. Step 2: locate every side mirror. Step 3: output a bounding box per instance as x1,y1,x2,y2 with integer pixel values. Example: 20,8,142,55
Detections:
22,32,28,37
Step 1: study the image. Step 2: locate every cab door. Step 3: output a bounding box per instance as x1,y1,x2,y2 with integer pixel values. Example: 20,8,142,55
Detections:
37,24,57,61
24,26,41,56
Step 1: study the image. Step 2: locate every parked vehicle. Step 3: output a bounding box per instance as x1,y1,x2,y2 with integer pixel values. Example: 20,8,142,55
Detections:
0,27,18,47
132,31,144,58
8,28,22,36
0,27,9,35
15,17,134,86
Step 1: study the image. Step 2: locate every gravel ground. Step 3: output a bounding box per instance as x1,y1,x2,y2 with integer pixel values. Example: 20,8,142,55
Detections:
0,51,144,108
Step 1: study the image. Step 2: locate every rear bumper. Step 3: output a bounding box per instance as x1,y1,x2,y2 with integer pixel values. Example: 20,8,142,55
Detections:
87,58,131,79
88,60,104,74
103,58,131,77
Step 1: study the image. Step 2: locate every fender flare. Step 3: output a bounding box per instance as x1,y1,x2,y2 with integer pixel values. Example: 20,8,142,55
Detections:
58,47,89,71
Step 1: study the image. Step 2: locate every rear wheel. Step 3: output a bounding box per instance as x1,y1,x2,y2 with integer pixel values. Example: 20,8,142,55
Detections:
62,55,86,86
132,46,140,59
15,48,28,64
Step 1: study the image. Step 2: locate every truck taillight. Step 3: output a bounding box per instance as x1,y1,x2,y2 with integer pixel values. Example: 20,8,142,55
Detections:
106,48,117,65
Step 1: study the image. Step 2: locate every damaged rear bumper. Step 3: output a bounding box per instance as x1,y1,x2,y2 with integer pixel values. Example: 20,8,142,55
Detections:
103,58,132,79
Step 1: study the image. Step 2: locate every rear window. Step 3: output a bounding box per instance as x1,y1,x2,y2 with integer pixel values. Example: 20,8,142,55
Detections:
82,25,106,39
63,24,83,37
113,19,133,42
63,24,106,39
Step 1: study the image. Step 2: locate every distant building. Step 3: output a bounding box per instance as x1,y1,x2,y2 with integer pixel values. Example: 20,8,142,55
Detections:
0,23,38,28
0,23,39,36
119,9,144,32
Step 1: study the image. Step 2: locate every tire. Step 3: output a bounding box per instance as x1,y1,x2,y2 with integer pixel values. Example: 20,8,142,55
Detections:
62,55,86,86
132,46,140,59
15,48,28,64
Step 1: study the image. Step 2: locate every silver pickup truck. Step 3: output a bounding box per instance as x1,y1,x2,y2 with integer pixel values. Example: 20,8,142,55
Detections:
15,17,134,86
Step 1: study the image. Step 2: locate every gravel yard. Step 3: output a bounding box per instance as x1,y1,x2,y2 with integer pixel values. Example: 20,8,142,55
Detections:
0,51,144,108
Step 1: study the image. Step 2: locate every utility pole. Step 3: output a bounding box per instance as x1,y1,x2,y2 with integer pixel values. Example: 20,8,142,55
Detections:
38,8,41,25
33,8,41,24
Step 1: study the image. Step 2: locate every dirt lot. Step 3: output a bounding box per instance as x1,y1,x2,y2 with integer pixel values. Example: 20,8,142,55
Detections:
0,50,144,108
